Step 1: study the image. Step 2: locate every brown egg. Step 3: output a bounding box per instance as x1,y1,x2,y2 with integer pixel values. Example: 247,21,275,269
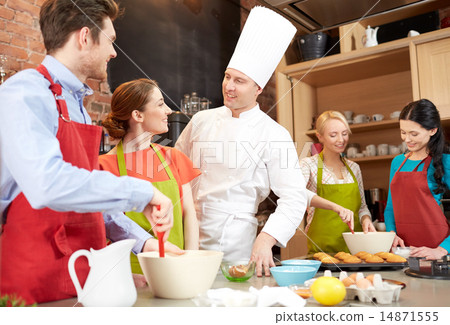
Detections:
349,273,358,281
356,278,372,289
365,274,375,284
342,277,356,287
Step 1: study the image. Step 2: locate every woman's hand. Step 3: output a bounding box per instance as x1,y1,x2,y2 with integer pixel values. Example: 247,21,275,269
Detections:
390,232,405,249
144,187,174,241
142,238,185,255
361,215,376,233
132,274,148,288
409,246,448,260
332,204,354,231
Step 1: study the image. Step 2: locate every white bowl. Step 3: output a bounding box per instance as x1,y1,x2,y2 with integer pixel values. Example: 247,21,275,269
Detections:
342,232,395,255
138,250,223,299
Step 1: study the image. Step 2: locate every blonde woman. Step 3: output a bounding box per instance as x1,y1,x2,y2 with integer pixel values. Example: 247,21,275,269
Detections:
300,111,376,254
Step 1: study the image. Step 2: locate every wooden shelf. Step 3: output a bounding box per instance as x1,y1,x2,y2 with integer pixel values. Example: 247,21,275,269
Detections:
305,117,450,138
305,119,400,137
281,28,450,87
350,154,397,163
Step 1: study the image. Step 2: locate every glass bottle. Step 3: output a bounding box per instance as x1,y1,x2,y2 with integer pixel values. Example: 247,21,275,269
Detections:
190,92,199,115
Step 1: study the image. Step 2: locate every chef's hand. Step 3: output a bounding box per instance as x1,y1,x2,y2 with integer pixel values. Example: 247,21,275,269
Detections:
250,232,276,277
332,204,354,231
144,187,173,241
390,232,405,248
409,246,447,260
142,238,185,255
361,215,376,233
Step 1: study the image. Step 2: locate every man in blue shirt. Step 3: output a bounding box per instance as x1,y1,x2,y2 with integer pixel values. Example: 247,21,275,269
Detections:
0,0,176,303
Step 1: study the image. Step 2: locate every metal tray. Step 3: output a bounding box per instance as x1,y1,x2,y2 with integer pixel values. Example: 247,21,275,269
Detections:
296,254,408,272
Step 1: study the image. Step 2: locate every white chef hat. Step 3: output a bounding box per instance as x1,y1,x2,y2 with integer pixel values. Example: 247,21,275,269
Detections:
227,6,297,88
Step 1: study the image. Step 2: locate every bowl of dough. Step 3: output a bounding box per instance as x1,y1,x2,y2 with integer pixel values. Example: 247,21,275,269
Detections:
138,250,223,299
342,232,395,255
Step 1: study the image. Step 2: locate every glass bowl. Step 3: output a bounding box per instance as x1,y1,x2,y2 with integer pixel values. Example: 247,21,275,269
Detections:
220,260,255,282
289,284,313,299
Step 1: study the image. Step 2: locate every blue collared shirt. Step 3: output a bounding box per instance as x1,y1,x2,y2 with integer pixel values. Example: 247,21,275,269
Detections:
0,56,152,253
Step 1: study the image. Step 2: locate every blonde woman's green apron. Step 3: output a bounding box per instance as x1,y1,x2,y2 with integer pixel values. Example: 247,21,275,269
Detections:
117,141,184,274
307,152,362,254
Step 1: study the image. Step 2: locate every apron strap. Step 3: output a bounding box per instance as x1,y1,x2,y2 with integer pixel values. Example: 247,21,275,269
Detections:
36,65,71,122
413,156,431,172
397,153,431,173
317,152,357,186
116,140,175,181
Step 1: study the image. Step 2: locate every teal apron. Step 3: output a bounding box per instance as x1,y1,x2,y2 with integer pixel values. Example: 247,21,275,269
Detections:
307,152,362,253
117,141,184,273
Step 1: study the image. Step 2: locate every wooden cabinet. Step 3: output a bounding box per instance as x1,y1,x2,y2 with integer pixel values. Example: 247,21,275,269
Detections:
276,28,450,259
412,37,450,115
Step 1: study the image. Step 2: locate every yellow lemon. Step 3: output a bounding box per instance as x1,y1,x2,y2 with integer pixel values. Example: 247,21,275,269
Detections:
310,276,346,306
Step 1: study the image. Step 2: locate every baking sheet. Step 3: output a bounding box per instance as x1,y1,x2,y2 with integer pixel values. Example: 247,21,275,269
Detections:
295,254,408,272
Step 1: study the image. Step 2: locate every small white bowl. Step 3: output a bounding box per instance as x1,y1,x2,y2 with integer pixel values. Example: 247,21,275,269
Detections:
392,247,411,258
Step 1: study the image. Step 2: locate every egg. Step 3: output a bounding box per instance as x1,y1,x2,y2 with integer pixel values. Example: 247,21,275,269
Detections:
356,278,372,289
349,273,358,281
342,277,356,287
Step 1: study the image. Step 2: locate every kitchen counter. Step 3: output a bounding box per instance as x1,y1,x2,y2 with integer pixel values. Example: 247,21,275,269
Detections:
40,267,450,307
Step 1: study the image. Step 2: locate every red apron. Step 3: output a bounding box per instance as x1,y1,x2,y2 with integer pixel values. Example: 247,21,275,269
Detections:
390,154,450,247
0,65,106,304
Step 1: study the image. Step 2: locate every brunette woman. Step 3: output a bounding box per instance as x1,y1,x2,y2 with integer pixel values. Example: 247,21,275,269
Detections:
385,99,450,259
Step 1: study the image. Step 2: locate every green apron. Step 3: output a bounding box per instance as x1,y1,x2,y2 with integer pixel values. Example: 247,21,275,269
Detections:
117,141,184,274
307,152,363,254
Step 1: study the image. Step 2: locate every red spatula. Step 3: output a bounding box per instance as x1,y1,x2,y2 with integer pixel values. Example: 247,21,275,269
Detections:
347,221,355,234
156,205,165,257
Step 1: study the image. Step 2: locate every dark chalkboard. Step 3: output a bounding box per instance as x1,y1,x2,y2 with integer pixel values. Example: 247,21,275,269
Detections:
108,0,241,110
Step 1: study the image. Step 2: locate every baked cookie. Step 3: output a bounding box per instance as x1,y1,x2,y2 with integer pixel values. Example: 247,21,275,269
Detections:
313,252,328,260
355,251,370,258
321,256,340,264
386,254,407,263
343,256,362,264
334,252,351,260
365,255,385,263
374,252,392,259
359,252,374,260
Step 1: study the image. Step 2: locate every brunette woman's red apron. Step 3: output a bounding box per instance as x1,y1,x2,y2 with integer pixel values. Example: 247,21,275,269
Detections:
390,155,450,247
0,65,106,304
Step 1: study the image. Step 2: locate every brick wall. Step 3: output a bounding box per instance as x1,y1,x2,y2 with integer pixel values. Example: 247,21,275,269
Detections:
0,0,112,122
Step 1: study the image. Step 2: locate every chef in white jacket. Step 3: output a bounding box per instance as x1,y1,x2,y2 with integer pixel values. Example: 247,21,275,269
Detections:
176,6,307,276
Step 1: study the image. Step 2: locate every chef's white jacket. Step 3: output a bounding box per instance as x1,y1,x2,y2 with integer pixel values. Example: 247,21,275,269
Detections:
176,104,310,258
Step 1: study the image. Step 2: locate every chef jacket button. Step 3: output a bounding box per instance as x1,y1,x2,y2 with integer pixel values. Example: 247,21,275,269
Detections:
132,206,137,211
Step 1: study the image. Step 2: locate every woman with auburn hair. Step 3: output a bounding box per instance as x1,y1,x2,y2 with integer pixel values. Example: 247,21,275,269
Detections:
300,110,376,254
100,78,200,273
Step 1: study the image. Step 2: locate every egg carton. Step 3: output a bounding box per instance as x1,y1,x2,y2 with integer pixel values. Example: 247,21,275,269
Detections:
345,283,402,304
305,270,403,305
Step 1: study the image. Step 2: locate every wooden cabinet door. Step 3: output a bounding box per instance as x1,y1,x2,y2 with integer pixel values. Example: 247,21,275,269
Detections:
415,38,450,117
